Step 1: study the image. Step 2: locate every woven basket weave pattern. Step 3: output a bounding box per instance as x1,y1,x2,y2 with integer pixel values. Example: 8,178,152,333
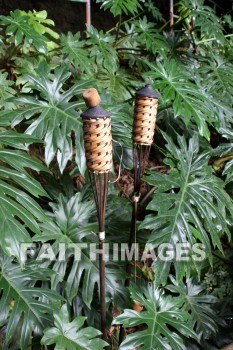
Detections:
83,117,112,173
133,96,158,145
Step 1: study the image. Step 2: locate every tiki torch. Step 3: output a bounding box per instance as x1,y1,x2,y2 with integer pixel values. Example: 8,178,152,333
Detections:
133,84,159,194
81,88,112,341
128,84,159,277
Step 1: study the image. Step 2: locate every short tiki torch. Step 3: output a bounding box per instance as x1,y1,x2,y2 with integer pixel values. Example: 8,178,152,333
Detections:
133,84,159,194
127,84,159,280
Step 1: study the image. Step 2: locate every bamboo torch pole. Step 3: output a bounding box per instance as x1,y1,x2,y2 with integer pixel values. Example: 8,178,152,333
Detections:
81,88,112,341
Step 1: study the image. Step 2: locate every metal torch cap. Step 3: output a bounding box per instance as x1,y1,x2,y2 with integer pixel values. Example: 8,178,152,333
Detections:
81,105,111,119
136,84,159,99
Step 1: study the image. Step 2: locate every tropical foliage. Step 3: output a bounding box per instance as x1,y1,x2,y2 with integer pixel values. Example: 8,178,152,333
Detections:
0,0,232,349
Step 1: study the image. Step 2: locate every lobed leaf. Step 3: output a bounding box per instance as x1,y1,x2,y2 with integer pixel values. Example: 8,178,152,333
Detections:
96,0,141,17
140,133,233,283
0,252,62,349
35,194,128,308
144,60,211,138
0,130,49,261
114,283,198,350
0,61,92,174
167,277,219,339
41,304,107,349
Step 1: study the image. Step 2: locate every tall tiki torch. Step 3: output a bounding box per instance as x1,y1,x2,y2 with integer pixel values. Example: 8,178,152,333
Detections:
81,88,112,341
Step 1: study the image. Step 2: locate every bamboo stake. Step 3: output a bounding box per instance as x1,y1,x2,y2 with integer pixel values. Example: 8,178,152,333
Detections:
170,0,174,27
86,0,91,27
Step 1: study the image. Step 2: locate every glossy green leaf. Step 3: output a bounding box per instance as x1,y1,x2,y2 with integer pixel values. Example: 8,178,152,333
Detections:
140,133,233,283
96,68,141,103
1,10,49,53
0,131,49,261
35,194,128,308
135,16,169,56
60,32,94,75
0,130,40,150
0,61,92,174
0,251,62,349
167,277,219,339
88,26,118,74
41,304,107,349
21,9,59,39
178,0,225,44
0,72,16,110
144,60,211,139
97,0,141,16
114,283,198,350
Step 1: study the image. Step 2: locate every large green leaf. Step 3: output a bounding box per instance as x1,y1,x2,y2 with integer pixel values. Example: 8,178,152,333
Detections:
178,0,225,44
0,72,16,110
0,10,50,53
35,193,128,308
60,32,94,75
139,133,233,283
0,61,92,174
0,130,49,261
144,60,211,138
143,1,163,21
96,0,141,17
167,277,219,339
0,129,39,149
134,16,170,56
197,55,233,129
41,304,107,349
195,74,233,130
88,26,118,74
109,104,133,146
114,283,198,350
20,9,59,39
199,54,233,102
0,251,62,349
96,68,141,103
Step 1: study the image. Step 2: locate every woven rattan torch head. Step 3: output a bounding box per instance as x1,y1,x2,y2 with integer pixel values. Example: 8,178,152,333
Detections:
133,84,159,145
81,88,112,173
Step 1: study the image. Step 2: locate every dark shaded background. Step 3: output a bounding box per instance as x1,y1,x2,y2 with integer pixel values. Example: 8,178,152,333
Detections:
0,0,115,33
0,0,231,34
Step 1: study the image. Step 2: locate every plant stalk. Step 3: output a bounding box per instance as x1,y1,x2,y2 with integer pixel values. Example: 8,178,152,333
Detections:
115,14,122,43
196,34,233,44
86,0,91,27
86,0,91,37
213,154,233,171
170,0,174,27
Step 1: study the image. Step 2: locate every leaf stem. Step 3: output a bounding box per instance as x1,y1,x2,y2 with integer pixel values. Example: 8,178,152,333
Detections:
115,14,122,43
107,11,146,35
212,154,233,171
196,34,233,44
140,186,157,205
